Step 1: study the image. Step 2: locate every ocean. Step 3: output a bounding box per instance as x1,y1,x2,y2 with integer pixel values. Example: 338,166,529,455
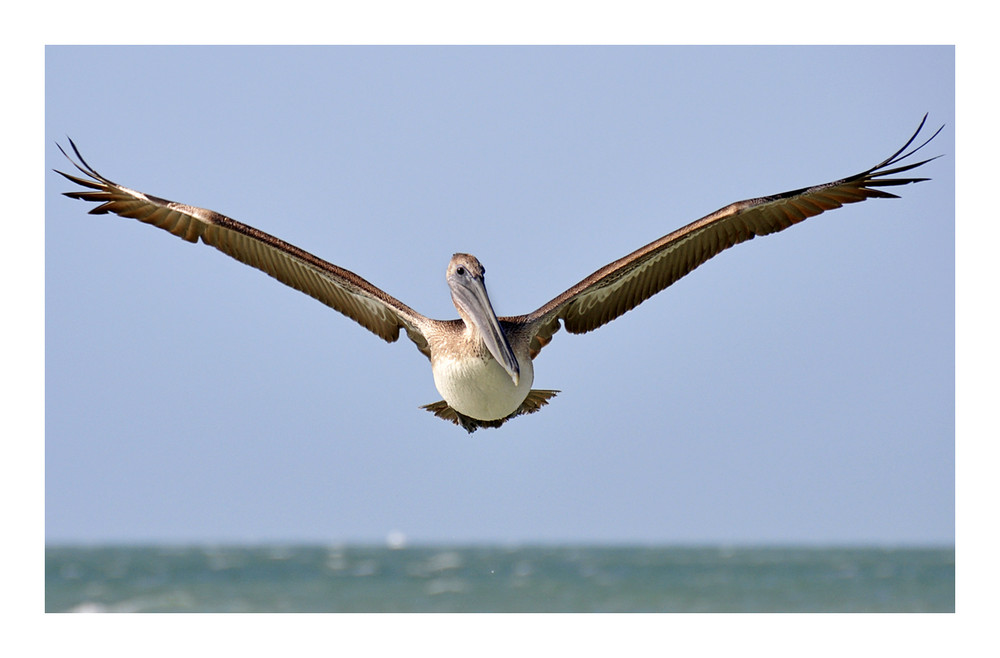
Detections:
45,545,954,613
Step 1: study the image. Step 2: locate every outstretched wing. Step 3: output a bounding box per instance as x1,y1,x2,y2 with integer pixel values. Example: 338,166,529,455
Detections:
513,116,943,358
56,139,434,357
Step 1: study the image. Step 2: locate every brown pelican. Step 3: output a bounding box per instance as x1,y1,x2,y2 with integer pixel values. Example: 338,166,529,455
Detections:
56,116,942,432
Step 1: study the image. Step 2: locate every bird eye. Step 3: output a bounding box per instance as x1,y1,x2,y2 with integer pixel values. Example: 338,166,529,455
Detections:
456,267,465,276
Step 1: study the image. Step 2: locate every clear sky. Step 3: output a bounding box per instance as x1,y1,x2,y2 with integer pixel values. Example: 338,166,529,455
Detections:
44,46,954,546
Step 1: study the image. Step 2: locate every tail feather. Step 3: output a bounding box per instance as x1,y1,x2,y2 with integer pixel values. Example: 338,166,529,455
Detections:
421,390,560,433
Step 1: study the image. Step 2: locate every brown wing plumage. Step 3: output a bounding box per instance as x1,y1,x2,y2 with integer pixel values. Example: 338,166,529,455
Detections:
55,139,434,357
514,115,943,356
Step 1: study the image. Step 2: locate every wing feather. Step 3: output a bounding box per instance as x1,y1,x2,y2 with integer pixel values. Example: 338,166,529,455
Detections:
56,140,433,357
514,116,942,352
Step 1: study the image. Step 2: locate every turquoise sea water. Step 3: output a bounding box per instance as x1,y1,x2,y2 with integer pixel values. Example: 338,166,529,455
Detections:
45,545,954,613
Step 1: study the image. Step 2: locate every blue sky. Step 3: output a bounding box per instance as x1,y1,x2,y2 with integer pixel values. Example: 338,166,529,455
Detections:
44,46,954,545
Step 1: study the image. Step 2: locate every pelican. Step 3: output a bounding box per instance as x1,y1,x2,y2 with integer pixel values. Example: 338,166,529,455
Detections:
56,117,942,432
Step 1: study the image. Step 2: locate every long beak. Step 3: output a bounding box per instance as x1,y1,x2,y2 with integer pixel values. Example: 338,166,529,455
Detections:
453,277,520,386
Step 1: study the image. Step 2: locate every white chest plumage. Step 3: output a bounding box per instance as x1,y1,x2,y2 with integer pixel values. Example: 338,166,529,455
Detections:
431,352,534,421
